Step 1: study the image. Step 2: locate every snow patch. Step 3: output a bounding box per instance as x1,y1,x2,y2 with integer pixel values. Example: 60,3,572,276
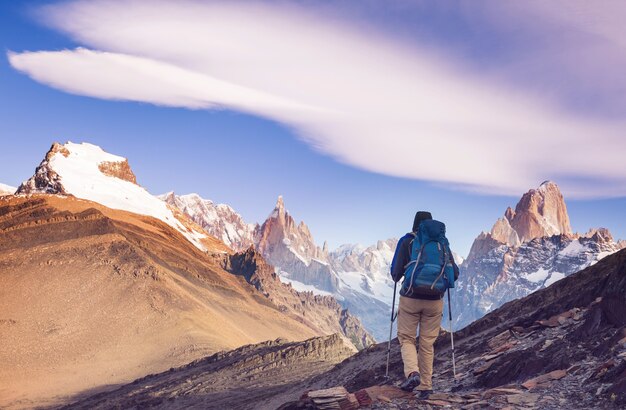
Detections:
522,267,551,283
560,239,585,256
47,142,207,250
277,272,332,296
0,183,16,195
288,247,309,266
338,271,394,305
544,272,565,287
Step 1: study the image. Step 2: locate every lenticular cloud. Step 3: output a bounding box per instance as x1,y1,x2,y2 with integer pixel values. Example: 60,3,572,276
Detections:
8,0,626,198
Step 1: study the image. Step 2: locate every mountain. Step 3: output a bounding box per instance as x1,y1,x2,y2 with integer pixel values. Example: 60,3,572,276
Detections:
0,183,15,195
60,248,626,409
250,197,398,341
254,196,337,291
0,143,372,408
163,182,623,339
16,142,210,251
163,193,396,340
454,181,626,329
159,192,255,251
162,193,479,341
504,180,572,245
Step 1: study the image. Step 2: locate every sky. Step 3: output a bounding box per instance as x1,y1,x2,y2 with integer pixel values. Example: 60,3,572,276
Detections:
1,0,625,257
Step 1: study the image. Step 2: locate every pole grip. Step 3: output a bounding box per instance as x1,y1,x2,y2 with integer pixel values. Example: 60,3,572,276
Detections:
447,289,452,321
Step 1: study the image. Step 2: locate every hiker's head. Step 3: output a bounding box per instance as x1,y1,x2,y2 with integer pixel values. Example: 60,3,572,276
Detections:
412,211,433,232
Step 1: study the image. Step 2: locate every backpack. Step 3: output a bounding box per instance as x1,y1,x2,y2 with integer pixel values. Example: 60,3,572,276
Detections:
401,219,456,296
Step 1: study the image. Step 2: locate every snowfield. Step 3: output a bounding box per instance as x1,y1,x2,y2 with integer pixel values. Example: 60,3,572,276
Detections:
0,183,16,195
39,142,208,250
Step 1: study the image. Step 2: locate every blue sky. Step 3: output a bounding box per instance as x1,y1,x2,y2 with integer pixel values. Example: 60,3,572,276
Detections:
1,1,625,256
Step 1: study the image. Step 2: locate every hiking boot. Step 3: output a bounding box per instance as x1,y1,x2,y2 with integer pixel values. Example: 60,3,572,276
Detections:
415,389,433,400
399,372,420,392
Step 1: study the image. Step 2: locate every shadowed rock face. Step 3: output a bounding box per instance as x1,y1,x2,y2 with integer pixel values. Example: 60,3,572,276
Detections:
159,192,255,251
218,247,375,351
17,142,68,194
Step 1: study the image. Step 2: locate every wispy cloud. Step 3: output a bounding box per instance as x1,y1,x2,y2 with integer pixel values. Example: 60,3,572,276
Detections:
8,0,626,198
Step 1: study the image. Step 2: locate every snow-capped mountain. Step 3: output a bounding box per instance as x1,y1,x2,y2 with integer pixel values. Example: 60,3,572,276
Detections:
254,196,339,291
159,192,255,251
0,183,15,195
162,191,477,339
17,142,210,251
162,193,396,339
452,181,625,329
161,181,623,338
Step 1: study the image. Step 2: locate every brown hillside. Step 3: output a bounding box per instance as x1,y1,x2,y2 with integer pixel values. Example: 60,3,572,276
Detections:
0,195,353,408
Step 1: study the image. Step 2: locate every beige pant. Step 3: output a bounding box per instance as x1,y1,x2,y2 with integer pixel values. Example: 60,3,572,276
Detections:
397,295,443,390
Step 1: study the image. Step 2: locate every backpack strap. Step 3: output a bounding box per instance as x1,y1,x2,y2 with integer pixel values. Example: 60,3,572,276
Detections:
403,232,417,269
430,241,448,290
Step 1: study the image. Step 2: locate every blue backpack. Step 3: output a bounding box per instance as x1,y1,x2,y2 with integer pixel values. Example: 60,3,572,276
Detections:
401,219,456,296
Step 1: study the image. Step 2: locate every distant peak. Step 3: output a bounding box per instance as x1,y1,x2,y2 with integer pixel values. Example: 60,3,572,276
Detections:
266,195,286,220
276,195,284,209
538,180,559,190
158,191,176,201
182,192,202,200
274,195,287,214
508,180,571,242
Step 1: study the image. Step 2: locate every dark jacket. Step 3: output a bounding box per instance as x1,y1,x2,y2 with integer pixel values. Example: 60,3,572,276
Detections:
390,232,460,300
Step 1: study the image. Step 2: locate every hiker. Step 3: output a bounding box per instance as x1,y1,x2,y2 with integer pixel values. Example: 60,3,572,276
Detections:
390,211,459,398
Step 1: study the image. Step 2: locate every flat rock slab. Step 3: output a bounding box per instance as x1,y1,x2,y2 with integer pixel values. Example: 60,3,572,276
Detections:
522,369,567,390
487,330,512,350
482,387,524,399
428,393,466,403
423,399,453,406
506,393,540,405
363,385,412,400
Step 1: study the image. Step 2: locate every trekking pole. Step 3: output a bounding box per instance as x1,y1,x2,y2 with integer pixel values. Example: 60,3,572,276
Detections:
447,289,457,379
385,281,399,379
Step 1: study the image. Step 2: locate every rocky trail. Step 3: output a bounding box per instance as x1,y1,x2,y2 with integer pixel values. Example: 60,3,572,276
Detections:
60,249,625,409
286,297,625,409
281,249,626,409
62,334,354,410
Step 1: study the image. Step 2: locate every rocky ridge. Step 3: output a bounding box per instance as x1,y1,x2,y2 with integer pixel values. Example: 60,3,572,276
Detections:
62,334,355,410
215,247,375,350
159,192,255,251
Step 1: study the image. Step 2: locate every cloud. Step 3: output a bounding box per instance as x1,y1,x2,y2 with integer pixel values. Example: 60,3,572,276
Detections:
8,0,626,198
